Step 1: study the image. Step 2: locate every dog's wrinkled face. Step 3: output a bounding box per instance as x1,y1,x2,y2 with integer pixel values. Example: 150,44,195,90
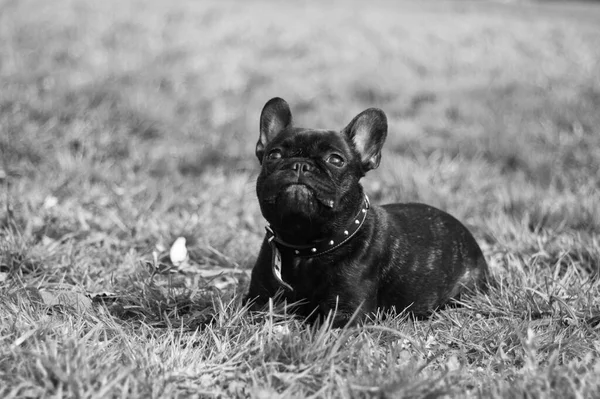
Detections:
255,98,388,242
257,127,361,236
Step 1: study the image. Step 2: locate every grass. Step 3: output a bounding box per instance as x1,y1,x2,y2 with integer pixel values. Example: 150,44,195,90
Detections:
1,0,600,397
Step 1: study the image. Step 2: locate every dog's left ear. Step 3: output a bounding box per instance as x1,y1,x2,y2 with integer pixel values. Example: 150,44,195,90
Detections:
256,97,293,163
342,108,388,171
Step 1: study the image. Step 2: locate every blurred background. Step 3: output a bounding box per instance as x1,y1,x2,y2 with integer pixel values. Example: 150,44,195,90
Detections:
1,0,599,277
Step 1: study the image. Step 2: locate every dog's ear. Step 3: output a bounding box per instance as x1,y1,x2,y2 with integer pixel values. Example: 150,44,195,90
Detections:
256,97,292,163
342,108,387,171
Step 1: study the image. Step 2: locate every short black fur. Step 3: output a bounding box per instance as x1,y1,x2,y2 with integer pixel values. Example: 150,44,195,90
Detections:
245,98,490,327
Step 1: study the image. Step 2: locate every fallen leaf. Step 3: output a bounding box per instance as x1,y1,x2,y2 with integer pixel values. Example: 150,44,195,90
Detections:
169,237,188,266
43,195,58,209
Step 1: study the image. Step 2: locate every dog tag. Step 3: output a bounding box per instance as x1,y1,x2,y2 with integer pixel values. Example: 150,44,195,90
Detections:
271,244,293,291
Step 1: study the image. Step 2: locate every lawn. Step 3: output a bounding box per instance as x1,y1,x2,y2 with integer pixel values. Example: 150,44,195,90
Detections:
1,0,600,397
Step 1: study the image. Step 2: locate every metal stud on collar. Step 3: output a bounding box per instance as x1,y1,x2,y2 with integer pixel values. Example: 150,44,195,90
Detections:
264,194,370,258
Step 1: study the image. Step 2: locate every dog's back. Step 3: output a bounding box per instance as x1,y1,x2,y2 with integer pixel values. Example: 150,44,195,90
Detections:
375,203,489,315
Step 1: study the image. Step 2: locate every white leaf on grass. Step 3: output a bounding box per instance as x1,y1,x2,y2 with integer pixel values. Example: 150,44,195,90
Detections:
169,237,188,266
43,195,58,209
0,272,7,283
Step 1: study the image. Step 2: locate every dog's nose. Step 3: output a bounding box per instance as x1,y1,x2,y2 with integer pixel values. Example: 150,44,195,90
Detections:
292,162,311,174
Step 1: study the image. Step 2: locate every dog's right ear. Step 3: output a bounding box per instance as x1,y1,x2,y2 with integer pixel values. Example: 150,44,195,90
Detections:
256,97,292,163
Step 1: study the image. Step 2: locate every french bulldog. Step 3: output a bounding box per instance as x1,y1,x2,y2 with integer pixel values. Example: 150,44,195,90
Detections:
244,97,489,326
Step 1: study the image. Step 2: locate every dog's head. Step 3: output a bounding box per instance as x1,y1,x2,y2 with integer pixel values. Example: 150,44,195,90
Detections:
255,97,387,242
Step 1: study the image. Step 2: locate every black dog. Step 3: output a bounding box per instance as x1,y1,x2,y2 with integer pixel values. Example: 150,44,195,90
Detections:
244,97,489,326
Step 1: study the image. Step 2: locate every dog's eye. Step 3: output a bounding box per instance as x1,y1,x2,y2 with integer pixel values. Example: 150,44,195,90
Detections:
267,150,282,160
326,154,345,167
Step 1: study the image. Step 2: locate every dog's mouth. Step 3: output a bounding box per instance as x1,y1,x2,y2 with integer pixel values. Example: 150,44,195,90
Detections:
273,184,335,209
258,181,340,240
282,183,312,200
276,184,316,210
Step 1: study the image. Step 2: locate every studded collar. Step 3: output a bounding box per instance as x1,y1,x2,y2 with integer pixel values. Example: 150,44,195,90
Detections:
265,194,370,258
